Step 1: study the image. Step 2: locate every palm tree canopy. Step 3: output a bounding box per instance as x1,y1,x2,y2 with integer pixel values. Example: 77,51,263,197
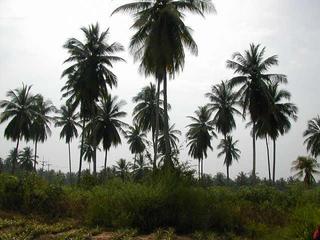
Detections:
89,94,128,151
132,83,165,133
55,103,81,143
158,123,181,154
61,23,125,118
125,124,148,155
217,135,240,167
0,84,37,141
31,95,56,143
253,81,297,140
304,116,320,158
291,156,320,186
18,147,34,171
186,105,216,160
113,0,215,79
227,44,287,122
205,80,241,136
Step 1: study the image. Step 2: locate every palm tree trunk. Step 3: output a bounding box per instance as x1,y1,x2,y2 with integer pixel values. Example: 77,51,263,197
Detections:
252,123,256,181
68,142,72,183
227,165,230,181
201,159,204,179
153,79,161,171
78,118,86,184
104,150,108,171
162,72,172,168
272,139,276,183
12,137,20,174
198,159,200,180
93,147,97,176
265,136,271,181
34,139,38,171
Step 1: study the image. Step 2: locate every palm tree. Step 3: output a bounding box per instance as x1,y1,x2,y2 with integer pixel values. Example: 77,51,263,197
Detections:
132,83,164,169
186,106,216,179
113,0,215,166
303,116,320,158
114,158,132,181
18,147,34,172
264,82,297,182
158,124,181,157
89,94,127,171
61,23,125,182
205,80,241,138
217,135,240,180
125,124,148,167
291,156,320,187
226,43,287,178
0,84,37,173
132,153,151,180
30,95,56,170
4,148,18,172
54,103,80,179
82,137,100,173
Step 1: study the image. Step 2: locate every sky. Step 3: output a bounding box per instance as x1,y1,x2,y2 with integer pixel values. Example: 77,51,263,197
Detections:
0,0,320,180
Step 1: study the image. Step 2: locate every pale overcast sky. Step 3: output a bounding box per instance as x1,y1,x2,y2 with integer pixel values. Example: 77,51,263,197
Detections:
0,0,319,180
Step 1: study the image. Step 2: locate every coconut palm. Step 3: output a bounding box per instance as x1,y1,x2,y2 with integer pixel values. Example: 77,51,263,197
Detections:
114,158,132,181
82,137,100,173
113,0,215,166
132,83,164,169
205,81,241,138
55,103,80,178
227,43,287,178
132,153,151,180
30,95,56,170
125,124,148,166
4,148,18,172
186,106,216,179
291,156,320,187
89,94,127,171
303,116,320,158
0,84,37,173
18,147,34,172
263,82,297,182
61,23,125,182
217,135,240,180
158,124,181,157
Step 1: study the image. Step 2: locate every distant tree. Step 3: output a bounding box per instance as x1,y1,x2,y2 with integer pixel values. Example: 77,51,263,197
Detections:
235,172,249,186
0,84,37,173
19,147,34,172
55,103,80,179
227,44,287,179
114,158,132,181
61,23,124,182
158,124,181,158
31,95,56,170
89,94,127,171
186,106,216,179
291,156,320,187
217,135,241,180
132,83,164,169
303,116,320,158
125,124,148,167
206,80,241,138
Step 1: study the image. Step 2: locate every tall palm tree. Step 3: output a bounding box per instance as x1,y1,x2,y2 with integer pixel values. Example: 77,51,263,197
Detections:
0,84,37,173
30,95,56,170
217,135,240,180
18,147,34,172
158,124,181,157
114,158,132,181
303,116,320,158
61,23,125,182
113,0,215,166
132,83,164,168
291,156,320,187
89,94,127,171
186,106,216,179
54,103,80,179
125,124,148,167
82,137,100,173
205,80,241,138
263,82,297,182
226,43,287,178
